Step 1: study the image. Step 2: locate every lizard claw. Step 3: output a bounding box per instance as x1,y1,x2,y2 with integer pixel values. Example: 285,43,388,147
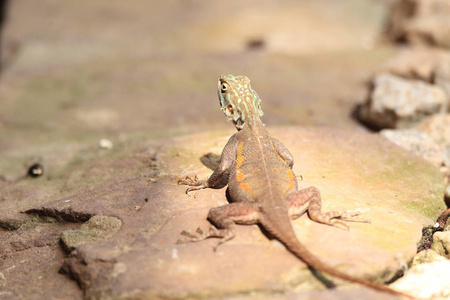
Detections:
180,230,197,238
178,175,207,194
213,240,224,252
177,227,208,244
342,217,372,224
177,230,196,244
178,175,199,185
337,208,371,224
330,220,350,231
185,185,206,195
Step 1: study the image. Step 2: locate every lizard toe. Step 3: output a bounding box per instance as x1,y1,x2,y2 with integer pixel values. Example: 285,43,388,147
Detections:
329,220,350,231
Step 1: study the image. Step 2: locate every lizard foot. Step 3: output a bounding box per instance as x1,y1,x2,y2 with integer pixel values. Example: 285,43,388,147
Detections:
176,226,235,250
321,209,371,225
177,226,221,243
328,220,350,231
177,227,207,244
178,175,208,194
178,175,200,186
333,208,371,224
312,209,371,230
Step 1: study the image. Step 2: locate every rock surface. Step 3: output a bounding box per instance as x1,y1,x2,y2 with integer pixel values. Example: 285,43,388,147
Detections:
359,74,447,129
376,48,450,83
61,216,122,252
416,114,450,149
392,249,450,298
386,0,450,48
434,54,450,105
0,1,447,299
431,231,450,258
380,129,443,167
379,114,450,168
23,127,443,299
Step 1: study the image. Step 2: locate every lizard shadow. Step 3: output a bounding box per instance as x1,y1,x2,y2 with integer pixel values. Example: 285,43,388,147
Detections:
199,152,221,170
199,153,229,189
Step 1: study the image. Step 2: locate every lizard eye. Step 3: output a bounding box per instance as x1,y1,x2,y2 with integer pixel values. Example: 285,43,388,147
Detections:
221,84,228,93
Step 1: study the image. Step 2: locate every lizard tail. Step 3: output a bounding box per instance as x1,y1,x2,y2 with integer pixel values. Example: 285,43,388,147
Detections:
260,216,414,299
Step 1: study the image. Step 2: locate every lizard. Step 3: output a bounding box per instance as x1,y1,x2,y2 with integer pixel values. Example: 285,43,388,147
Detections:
178,74,413,299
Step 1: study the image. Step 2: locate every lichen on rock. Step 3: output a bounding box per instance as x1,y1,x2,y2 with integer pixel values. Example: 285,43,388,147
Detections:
61,215,122,252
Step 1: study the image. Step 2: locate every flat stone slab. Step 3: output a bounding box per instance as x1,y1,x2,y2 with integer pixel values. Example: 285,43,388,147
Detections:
27,127,444,299
61,215,122,252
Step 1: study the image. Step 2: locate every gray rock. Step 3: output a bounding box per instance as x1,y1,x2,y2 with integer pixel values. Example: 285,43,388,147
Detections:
431,231,450,259
416,114,450,149
359,74,447,129
386,0,450,49
376,48,450,82
411,249,447,266
392,249,450,298
434,54,450,108
380,129,443,166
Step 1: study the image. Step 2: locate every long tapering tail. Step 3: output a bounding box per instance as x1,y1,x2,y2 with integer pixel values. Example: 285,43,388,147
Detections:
260,216,414,299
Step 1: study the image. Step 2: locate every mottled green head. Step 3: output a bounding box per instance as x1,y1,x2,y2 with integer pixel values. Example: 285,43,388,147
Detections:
217,74,264,130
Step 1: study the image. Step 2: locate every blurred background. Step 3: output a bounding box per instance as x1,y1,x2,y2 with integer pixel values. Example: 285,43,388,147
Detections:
0,0,391,157
1,2,449,298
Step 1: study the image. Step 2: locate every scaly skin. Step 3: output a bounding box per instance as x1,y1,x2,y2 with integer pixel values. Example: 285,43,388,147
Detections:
178,74,413,299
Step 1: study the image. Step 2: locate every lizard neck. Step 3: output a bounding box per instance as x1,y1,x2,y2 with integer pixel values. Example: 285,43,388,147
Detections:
241,114,265,132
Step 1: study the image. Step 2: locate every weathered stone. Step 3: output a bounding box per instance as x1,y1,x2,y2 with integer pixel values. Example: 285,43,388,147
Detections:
380,129,444,166
376,48,450,82
0,272,6,287
385,0,450,49
392,250,450,298
431,231,450,259
434,54,450,108
61,216,122,252
416,114,450,148
411,249,446,266
359,74,447,129
444,147,450,168
48,128,444,300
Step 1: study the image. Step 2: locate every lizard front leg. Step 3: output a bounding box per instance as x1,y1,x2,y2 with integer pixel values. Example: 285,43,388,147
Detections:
271,137,294,169
178,134,239,193
287,186,368,230
177,202,259,249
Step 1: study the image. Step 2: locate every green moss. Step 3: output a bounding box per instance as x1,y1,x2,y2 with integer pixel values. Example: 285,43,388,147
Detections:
377,154,444,220
61,215,122,251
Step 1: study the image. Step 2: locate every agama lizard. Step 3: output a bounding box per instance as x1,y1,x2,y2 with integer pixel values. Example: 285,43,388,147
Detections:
178,74,412,299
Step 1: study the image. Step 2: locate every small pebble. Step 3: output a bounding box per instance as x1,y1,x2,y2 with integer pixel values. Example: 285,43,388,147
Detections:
99,139,113,149
27,163,44,178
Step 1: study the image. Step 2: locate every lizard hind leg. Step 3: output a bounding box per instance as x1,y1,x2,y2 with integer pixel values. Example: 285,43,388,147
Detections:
288,186,369,230
177,202,259,250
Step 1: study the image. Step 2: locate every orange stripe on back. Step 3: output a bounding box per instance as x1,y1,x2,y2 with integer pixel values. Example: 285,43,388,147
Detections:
239,182,252,193
270,140,286,164
236,171,245,182
286,168,295,193
236,142,245,169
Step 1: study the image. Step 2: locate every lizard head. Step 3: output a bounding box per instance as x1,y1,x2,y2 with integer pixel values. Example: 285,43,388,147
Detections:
218,74,264,130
